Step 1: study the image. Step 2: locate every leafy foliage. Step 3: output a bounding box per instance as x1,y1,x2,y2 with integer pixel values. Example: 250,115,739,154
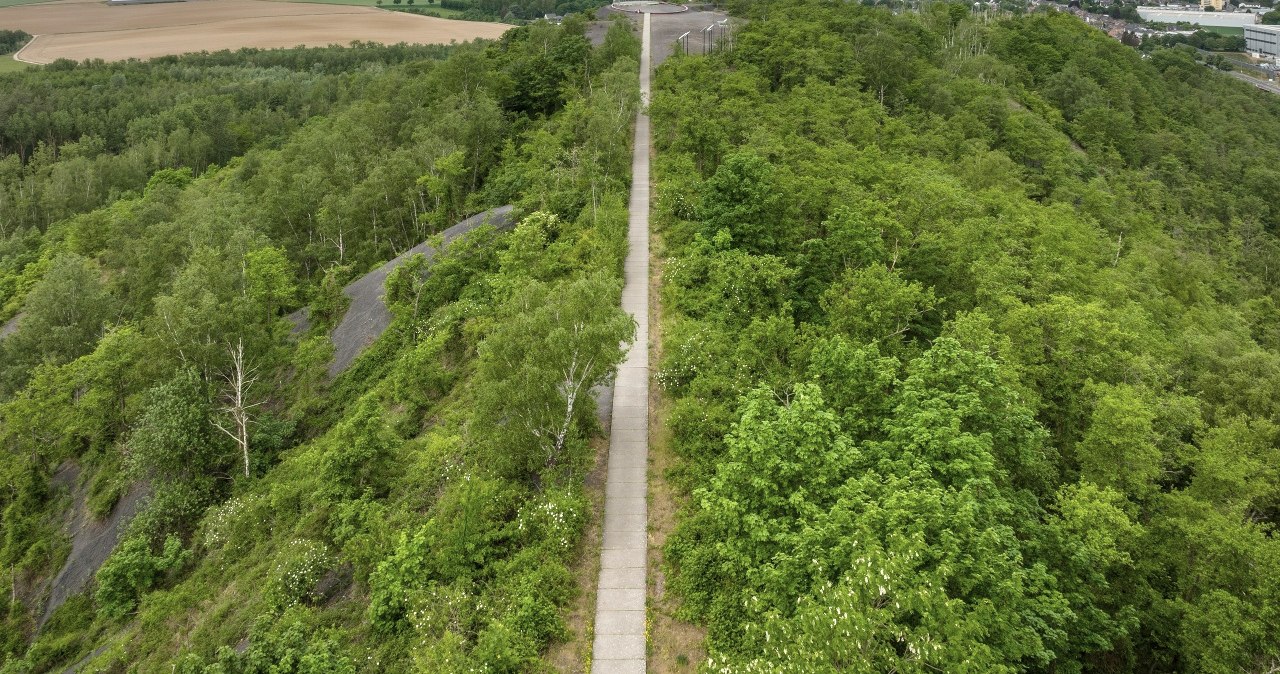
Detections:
0,19,640,672
96,534,188,620
654,2,1280,671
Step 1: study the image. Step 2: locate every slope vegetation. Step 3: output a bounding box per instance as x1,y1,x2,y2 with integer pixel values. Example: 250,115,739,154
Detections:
0,15,643,672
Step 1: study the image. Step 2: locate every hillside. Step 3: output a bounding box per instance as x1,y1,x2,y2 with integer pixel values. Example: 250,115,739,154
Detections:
0,17,641,672
652,1,1280,672
3,0,1280,672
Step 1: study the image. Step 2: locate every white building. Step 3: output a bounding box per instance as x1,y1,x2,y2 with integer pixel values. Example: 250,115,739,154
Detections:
1245,24,1280,62
1136,7,1261,25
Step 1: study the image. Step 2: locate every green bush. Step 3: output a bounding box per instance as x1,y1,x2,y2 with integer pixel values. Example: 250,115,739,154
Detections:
172,608,356,674
130,479,218,541
386,331,456,415
199,494,265,555
318,401,398,499
85,451,127,520
95,534,187,620
265,539,335,613
368,477,517,631
486,550,574,649
513,485,586,556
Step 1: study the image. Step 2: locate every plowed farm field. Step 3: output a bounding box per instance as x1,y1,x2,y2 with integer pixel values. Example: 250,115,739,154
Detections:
0,0,509,64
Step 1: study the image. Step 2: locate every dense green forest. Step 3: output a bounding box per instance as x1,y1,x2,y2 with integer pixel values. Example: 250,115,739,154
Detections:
6,0,1280,671
654,1,1280,672
0,16,640,671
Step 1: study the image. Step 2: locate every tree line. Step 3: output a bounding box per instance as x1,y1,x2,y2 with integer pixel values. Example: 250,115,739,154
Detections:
0,30,29,56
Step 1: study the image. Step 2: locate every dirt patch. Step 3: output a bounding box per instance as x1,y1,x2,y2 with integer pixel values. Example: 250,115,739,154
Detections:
0,312,20,340
646,222,706,670
37,468,147,631
545,431,609,673
0,0,510,64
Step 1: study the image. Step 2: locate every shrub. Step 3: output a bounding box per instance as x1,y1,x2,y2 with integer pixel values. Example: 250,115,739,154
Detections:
368,477,516,631
407,579,478,642
172,607,356,673
265,539,335,613
318,400,398,499
514,485,586,556
130,478,218,540
486,550,574,649
96,534,187,619
387,331,455,415
470,619,538,672
85,460,127,520
199,495,269,555
327,496,392,585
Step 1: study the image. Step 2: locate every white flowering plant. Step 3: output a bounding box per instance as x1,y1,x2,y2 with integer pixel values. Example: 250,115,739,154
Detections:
265,538,335,613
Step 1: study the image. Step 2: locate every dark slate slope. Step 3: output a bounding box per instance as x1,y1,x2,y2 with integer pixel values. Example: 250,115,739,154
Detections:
324,205,515,377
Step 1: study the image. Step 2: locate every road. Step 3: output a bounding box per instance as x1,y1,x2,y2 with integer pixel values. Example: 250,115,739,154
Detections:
12,35,39,65
591,10,651,673
1227,70,1280,95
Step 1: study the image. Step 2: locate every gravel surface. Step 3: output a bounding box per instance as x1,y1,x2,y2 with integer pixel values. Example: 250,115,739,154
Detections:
325,205,515,377
589,5,730,67
38,466,147,632
0,313,18,340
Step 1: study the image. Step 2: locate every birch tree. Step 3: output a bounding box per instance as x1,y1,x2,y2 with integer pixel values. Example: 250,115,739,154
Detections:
474,272,634,484
211,338,261,478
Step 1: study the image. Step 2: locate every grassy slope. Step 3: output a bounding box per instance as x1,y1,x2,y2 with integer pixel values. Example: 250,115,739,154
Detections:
1197,25,1245,36
0,54,30,72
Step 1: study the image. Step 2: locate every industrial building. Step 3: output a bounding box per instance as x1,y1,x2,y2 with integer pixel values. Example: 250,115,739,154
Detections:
1135,7,1260,26
1245,24,1280,61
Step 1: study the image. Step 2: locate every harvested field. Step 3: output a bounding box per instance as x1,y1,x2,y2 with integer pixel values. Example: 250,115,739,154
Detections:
0,0,509,64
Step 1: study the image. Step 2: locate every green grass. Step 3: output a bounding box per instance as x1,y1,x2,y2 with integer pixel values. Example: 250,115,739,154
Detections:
0,0,59,8
1196,25,1245,36
0,54,33,73
382,4,466,17
277,0,465,15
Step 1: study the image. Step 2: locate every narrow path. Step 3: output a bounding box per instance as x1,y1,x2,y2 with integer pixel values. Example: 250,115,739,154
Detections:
591,12,650,674
12,35,40,64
